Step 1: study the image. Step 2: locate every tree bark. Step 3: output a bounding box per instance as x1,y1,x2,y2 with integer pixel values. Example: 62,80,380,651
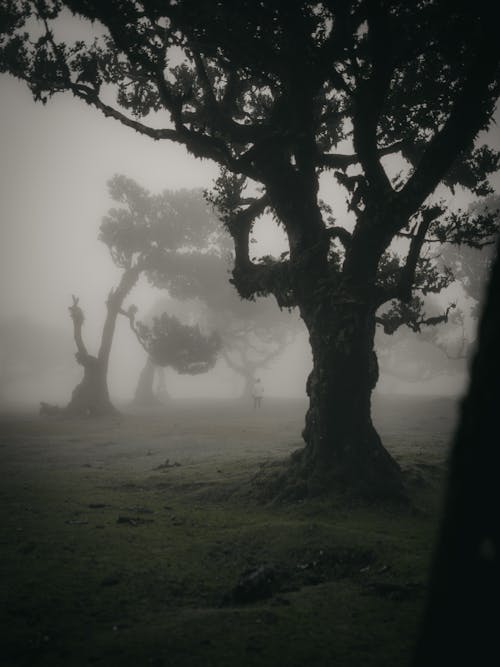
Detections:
413,239,500,665
294,299,404,499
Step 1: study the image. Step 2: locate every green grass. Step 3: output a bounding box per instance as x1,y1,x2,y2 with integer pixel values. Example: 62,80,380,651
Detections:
0,398,451,666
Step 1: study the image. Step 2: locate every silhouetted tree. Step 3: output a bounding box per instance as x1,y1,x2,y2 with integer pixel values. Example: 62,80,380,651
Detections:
133,357,164,406
219,311,295,399
65,179,157,415
2,2,499,496
122,307,220,401
99,179,223,405
413,235,500,665
114,180,301,402
66,175,216,415
153,267,301,400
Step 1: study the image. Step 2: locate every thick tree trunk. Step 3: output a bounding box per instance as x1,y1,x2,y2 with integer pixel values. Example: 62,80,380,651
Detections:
413,241,500,666
293,300,404,499
133,357,160,406
65,355,116,417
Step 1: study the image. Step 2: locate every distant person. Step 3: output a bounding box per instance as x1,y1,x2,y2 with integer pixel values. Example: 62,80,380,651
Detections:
252,377,264,409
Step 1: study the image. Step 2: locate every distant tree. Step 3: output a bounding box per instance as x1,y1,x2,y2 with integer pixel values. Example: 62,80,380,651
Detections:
438,196,499,316
2,2,500,496
131,290,299,404
122,307,220,405
413,237,500,666
152,260,302,400
132,357,165,407
375,297,468,386
65,175,221,416
378,197,500,387
110,179,302,403
219,305,296,400
64,179,154,416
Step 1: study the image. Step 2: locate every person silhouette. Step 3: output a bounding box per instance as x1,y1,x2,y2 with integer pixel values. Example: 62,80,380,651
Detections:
252,377,264,409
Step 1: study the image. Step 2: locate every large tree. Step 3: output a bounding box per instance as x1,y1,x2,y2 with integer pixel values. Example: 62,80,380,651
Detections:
2,1,499,496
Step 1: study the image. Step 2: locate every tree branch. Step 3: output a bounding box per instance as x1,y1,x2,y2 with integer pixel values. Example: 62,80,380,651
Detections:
396,205,444,301
351,1,395,197
325,226,352,250
376,302,455,335
395,14,500,219
68,295,89,366
98,263,142,365
220,193,296,307
118,304,150,355
318,140,407,171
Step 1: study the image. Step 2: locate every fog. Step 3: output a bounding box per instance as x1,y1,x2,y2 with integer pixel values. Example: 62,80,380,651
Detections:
0,75,497,410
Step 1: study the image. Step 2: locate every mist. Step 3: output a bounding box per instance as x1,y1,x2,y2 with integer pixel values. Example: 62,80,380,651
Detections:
1,78,490,411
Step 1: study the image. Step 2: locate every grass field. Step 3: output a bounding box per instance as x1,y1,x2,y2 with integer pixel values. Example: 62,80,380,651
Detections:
0,395,458,666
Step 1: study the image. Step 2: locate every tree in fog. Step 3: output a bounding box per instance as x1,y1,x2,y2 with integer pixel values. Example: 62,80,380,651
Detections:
151,257,301,400
115,180,301,402
66,175,222,415
438,195,499,316
122,308,220,405
100,177,227,406
131,292,298,403
102,177,298,404
64,176,163,415
2,2,500,496
218,300,297,400
378,197,499,386
376,303,467,386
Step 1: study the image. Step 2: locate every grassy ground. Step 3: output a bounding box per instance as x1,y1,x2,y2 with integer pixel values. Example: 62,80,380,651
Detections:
0,395,457,667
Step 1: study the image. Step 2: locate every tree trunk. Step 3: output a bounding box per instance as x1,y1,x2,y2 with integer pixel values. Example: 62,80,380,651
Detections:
240,370,255,400
64,266,141,417
133,357,160,406
293,300,404,499
65,355,116,417
155,366,170,403
413,240,500,666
